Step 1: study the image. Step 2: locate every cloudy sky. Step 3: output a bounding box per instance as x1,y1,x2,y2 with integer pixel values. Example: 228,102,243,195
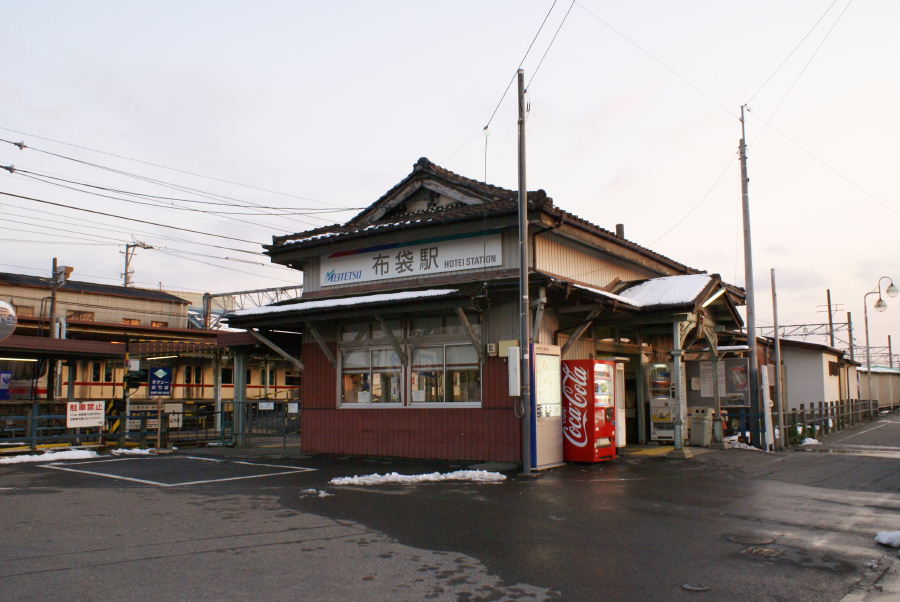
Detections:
1,1,897,358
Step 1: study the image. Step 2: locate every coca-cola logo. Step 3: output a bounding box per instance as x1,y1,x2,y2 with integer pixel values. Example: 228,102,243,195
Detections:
562,364,589,447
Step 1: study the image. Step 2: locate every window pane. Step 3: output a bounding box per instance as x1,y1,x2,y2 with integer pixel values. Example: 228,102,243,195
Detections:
342,350,371,403
92,362,101,382
412,347,444,402
103,363,113,383
371,349,401,403
221,368,234,385
446,345,480,402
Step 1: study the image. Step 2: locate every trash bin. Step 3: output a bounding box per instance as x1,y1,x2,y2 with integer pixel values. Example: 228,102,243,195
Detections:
689,407,713,446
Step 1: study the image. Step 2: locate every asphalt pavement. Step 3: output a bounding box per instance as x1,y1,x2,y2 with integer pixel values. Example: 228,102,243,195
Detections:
2,412,898,602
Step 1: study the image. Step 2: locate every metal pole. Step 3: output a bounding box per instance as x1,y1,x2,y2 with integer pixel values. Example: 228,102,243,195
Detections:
671,319,684,450
847,312,854,361
516,69,532,474
863,291,874,403
739,106,762,447
771,269,785,449
826,289,835,348
889,335,894,369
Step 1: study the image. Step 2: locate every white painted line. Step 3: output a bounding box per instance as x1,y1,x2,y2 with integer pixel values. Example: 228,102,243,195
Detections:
834,421,890,442
39,458,316,488
40,464,172,486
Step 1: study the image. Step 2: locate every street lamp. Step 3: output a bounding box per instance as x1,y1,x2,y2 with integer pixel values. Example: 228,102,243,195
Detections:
863,277,898,403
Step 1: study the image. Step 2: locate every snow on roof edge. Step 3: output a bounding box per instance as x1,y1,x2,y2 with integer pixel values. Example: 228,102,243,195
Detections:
227,289,460,319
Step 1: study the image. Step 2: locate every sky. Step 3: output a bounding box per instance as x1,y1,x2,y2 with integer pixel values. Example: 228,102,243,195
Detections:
0,0,897,361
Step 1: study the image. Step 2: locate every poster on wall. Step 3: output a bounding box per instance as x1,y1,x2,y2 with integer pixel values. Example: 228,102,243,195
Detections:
320,230,502,287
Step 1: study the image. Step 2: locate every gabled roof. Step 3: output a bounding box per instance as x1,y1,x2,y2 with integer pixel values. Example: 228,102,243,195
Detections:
0,272,189,304
266,158,700,275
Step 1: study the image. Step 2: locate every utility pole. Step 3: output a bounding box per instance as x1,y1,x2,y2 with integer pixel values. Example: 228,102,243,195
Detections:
889,335,894,369
771,269,785,449
826,289,835,348
739,105,762,447
517,69,532,474
123,242,152,287
847,312,854,360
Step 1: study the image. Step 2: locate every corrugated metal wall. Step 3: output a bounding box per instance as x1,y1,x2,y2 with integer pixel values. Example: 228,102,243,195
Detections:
535,234,655,287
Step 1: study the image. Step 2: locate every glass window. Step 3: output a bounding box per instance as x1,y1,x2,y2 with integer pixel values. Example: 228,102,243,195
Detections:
103,363,113,383
446,345,480,402
221,367,234,385
341,349,371,403
122,318,140,326
267,368,276,386
411,346,444,402
151,321,168,328
370,349,401,403
68,310,95,322
194,366,203,384
246,369,253,385
184,366,192,384
91,362,101,382
410,316,442,337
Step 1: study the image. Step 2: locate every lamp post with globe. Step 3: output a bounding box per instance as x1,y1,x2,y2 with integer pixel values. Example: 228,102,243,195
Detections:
863,277,899,403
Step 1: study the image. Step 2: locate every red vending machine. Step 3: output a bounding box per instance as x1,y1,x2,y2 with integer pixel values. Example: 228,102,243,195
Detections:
561,359,618,462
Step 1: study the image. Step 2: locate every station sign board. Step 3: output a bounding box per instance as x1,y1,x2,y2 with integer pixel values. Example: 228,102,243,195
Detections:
320,230,502,287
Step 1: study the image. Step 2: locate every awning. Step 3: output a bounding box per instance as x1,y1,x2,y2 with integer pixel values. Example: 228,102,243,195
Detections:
225,288,462,327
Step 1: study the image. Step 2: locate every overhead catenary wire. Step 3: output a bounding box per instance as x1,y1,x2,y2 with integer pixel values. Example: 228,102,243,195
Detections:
525,0,576,92
153,248,298,285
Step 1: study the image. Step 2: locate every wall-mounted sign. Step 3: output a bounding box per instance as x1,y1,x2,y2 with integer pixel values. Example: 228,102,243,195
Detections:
320,230,502,287
67,401,105,428
149,367,172,396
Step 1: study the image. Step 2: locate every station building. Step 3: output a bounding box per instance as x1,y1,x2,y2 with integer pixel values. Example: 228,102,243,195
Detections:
226,158,748,463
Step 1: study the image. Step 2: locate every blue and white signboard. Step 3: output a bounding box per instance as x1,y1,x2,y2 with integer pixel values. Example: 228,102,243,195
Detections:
0,371,12,401
149,367,172,396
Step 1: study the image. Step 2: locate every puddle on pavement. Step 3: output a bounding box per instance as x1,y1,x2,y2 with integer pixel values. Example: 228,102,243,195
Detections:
739,543,854,573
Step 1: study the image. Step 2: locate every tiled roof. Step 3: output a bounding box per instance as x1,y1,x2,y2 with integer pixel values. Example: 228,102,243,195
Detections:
266,157,699,274
0,272,190,304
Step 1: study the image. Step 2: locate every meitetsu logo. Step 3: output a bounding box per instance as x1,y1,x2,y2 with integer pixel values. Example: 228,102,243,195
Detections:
325,269,362,283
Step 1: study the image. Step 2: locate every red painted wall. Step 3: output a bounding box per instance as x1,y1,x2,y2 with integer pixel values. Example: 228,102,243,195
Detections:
300,342,521,461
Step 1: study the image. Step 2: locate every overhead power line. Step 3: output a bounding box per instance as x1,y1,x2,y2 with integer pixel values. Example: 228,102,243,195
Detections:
0,190,265,245
0,124,349,209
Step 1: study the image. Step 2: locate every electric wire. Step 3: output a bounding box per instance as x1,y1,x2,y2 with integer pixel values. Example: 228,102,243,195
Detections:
2,203,265,256
153,248,298,285
0,125,349,210
0,190,264,244
525,0,576,91
747,0,854,143
574,1,738,121
4,215,294,271
0,137,343,229
4,165,359,213
745,0,841,105
483,0,559,132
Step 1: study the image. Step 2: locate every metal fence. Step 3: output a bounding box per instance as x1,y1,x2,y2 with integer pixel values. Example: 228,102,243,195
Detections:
0,399,301,452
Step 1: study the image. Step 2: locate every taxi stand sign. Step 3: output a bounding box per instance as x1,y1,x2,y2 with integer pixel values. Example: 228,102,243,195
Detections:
67,401,105,428
149,367,172,396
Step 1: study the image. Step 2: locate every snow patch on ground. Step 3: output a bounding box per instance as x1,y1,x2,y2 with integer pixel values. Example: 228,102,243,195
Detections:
301,488,333,498
800,438,822,446
111,448,156,456
0,449,100,464
722,436,765,452
329,470,507,486
875,531,900,548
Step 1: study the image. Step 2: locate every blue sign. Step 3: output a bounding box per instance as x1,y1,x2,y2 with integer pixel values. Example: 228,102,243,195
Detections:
149,367,172,396
0,371,11,400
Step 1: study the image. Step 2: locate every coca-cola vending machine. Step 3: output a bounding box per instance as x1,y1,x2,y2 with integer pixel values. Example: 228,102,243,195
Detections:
561,359,618,462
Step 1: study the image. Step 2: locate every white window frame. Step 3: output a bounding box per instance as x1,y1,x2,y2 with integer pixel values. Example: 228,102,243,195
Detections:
338,346,404,408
